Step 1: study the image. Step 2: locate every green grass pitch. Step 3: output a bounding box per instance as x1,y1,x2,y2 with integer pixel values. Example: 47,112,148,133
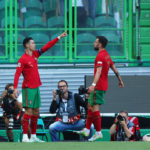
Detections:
0,142,150,150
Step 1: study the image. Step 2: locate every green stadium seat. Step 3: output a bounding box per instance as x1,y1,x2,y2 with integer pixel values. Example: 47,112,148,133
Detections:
106,44,123,56
96,31,120,43
0,1,19,10
77,33,96,56
17,45,25,57
77,33,96,43
0,48,5,56
86,17,95,27
25,0,42,10
4,33,25,44
1,16,23,28
28,33,49,43
24,16,46,28
44,33,65,57
0,36,2,44
43,0,58,13
23,8,42,18
48,16,64,28
95,16,117,28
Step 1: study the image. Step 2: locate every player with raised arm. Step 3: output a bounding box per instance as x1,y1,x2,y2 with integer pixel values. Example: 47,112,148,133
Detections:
13,31,67,142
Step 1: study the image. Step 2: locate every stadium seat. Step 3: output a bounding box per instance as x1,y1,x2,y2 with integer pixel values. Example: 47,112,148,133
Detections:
95,16,117,28
4,33,25,44
23,8,42,18
36,118,48,141
43,0,58,13
24,16,46,28
106,44,123,56
0,36,2,44
48,16,64,28
0,0,19,10
17,46,25,57
28,33,49,43
77,33,97,56
1,17,23,28
86,17,95,27
96,31,120,43
77,33,96,43
24,0,42,10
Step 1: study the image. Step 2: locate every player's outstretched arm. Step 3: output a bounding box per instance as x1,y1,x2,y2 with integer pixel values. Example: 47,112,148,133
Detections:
39,31,67,55
111,64,124,88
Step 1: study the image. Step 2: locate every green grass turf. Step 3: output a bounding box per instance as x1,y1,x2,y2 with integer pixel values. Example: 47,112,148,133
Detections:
0,142,150,150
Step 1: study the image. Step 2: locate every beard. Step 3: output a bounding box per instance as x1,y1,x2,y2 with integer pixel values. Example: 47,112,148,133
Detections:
94,46,99,51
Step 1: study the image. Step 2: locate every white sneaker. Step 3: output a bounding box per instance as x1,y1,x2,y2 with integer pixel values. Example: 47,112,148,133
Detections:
22,135,30,143
74,128,90,137
30,137,45,143
88,132,103,142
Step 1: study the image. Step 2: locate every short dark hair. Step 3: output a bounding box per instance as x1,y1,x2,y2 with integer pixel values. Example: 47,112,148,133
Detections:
5,83,14,90
58,80,68,87
120,110,128,117
96,36,108,48
23,37,33,48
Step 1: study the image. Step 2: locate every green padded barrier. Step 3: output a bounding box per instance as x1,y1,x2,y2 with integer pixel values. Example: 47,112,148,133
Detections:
141,0,150,2
140,10,150,26
141,45,150,59
140,11,150,20
24,16,46,28
95,16,117,27
140,28,150,44
140,4,150,10
1,16,23,28
28,33,49,43
48,16,64,28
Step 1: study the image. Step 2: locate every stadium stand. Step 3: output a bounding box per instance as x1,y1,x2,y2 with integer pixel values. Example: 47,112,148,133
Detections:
24,16,46,28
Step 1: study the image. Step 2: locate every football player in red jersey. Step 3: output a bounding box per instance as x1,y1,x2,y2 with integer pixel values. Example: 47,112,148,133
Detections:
77,36,124,141
13,31,67,142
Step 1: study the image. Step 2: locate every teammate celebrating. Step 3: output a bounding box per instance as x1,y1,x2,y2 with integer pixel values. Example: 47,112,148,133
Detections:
13,31,67,142
78,36,124,141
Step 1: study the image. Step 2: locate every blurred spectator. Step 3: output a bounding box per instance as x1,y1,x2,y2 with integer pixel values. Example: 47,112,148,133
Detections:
59,0,88,27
